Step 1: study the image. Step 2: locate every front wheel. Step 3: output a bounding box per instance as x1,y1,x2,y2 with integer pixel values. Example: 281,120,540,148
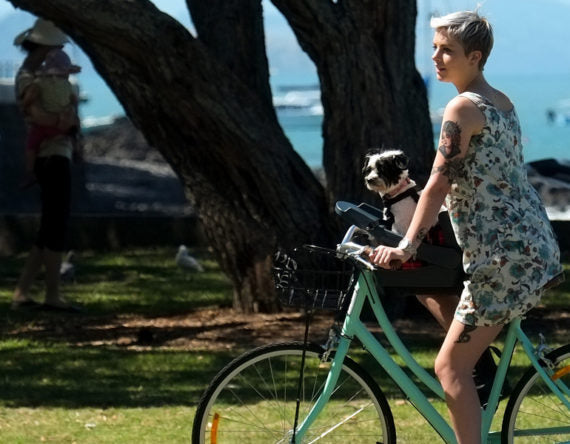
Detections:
501,343,570,443
192,341,396,443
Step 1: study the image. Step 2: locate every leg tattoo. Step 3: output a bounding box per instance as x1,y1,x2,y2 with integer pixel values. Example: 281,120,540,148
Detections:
456,324,477,343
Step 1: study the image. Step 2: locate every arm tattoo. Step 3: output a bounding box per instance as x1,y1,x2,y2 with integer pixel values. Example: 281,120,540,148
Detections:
432,158,464,182
432,121,465,183
455,324,477,343
439,121,462,159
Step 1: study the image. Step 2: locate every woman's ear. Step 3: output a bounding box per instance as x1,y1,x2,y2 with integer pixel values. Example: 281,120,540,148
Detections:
468,50,482,67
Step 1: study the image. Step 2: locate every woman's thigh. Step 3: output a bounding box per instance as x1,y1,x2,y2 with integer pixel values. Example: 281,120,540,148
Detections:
436,320,503,376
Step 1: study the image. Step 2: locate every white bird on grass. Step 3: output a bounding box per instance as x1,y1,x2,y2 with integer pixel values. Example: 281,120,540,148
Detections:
175,245,204,272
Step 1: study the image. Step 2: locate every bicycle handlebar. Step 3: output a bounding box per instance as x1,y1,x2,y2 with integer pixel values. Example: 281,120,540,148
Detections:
335,201,462,270
337,226,403,271
336,238,375,270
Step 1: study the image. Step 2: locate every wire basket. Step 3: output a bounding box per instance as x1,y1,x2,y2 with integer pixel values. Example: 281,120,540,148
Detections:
273,245,356,311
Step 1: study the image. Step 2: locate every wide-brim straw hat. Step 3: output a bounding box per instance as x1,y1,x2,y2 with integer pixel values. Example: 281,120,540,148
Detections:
13,18,68,47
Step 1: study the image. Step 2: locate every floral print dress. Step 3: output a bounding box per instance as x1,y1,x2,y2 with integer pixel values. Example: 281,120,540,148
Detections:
447,92,563,326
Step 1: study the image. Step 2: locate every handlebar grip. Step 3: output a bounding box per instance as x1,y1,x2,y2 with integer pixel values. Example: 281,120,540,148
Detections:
389,259,402,270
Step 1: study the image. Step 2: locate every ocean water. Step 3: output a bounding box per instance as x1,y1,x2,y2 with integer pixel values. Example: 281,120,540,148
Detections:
271,73,570,168
78,72,570,168
430,73,570,165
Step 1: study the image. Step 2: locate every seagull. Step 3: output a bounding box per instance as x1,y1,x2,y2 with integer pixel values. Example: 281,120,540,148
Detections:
60,250,76,282
175,245,204,272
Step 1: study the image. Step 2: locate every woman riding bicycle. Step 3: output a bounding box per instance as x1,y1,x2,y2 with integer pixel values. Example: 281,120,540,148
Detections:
369,10,563,444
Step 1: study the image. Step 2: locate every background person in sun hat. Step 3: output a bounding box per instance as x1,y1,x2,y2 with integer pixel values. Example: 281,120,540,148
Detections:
20,47,81,188
11,18,83,313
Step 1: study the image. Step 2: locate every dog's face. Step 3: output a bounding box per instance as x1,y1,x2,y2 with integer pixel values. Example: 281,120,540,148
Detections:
362,149,410,195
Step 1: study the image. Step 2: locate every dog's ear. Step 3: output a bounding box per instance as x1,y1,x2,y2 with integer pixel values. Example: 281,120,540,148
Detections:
394,153,409,170
362,150,375,171
366,147,382,156
362,155,371,173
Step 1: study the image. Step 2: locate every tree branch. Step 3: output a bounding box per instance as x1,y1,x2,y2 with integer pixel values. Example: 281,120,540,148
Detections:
8,0,329,237
187,0,274,111
270,0,341,61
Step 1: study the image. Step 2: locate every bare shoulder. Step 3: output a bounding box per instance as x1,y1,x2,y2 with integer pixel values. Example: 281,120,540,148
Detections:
446,95,481,115
443,95,485,133
491,89,514,112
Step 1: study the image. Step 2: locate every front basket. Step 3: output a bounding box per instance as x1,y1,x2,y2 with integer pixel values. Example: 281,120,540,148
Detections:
273,246,356,311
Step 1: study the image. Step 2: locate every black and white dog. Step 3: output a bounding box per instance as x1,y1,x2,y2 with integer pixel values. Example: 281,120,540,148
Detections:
362,149,428,236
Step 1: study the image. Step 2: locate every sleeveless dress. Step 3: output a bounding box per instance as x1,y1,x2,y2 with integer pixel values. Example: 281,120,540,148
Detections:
447,92,563,326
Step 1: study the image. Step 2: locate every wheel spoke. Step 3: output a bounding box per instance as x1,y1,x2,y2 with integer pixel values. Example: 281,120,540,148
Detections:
193,343,395,443
502,345,570,443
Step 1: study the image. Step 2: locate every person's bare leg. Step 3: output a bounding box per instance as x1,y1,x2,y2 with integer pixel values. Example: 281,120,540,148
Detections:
43,248,65,306
12,245,43,304
416,293,459,330
418,293,501,408
435,320,502,444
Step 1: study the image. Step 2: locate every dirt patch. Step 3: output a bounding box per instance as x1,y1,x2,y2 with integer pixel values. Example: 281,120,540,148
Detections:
6,305,567,352
7,308,342,351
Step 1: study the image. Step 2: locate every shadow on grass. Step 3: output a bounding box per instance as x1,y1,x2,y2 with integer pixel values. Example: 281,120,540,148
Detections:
0,306,249,348
0,251,567,410
0,343,233,408
0,341,536,408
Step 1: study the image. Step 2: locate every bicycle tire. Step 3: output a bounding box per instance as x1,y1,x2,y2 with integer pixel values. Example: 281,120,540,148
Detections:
501,343,570,443
192,341,396,443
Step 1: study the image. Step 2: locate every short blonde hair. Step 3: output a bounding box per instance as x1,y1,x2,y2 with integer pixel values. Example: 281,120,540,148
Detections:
430,11,493,70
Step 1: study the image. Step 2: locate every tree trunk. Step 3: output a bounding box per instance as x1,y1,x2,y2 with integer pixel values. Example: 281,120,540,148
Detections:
9,0,434,312
10,0,335,312
272,0,434,207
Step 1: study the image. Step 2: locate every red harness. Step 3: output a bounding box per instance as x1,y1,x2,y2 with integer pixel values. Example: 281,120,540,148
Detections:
401,224,446,269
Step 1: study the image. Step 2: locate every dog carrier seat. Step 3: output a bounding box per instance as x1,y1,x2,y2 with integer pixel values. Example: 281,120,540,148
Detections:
335,201,465,293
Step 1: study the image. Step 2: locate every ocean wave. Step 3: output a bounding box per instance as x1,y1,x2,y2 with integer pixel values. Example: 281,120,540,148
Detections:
81,114,122,128
272,87,322,116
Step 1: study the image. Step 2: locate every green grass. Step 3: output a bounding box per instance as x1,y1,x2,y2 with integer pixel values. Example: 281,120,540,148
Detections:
540,262,570,309
0,248,232,315
0,248,235,443
0,250,567,443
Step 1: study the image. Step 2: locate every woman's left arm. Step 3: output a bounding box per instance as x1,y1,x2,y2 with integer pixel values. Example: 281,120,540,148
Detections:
370,96,485,268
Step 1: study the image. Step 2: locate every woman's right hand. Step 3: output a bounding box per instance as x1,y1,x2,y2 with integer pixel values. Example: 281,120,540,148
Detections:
369,245,412,270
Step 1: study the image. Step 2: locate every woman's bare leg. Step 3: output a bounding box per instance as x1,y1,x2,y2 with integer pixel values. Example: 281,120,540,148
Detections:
435,320,503,444
416,293,459,329
12,245,43,304
43,248,64,306
417,293,501,408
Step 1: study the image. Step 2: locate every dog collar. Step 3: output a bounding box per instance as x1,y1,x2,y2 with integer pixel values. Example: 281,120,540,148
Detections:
383,186,420,207
381,186,420,231
384,177,414,199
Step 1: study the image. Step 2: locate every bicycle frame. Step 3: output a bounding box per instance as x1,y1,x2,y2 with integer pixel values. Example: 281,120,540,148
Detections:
294,268,570,443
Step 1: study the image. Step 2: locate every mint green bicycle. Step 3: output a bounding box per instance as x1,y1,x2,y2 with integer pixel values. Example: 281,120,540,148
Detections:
192,201,569,443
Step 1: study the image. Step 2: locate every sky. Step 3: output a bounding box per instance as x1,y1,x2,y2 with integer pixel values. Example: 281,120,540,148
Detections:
1,0,570,119
3,0,570,75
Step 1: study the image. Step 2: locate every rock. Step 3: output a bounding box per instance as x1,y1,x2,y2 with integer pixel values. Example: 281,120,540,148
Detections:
79,116,192,215
526,159,570,215
82,116,165,164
